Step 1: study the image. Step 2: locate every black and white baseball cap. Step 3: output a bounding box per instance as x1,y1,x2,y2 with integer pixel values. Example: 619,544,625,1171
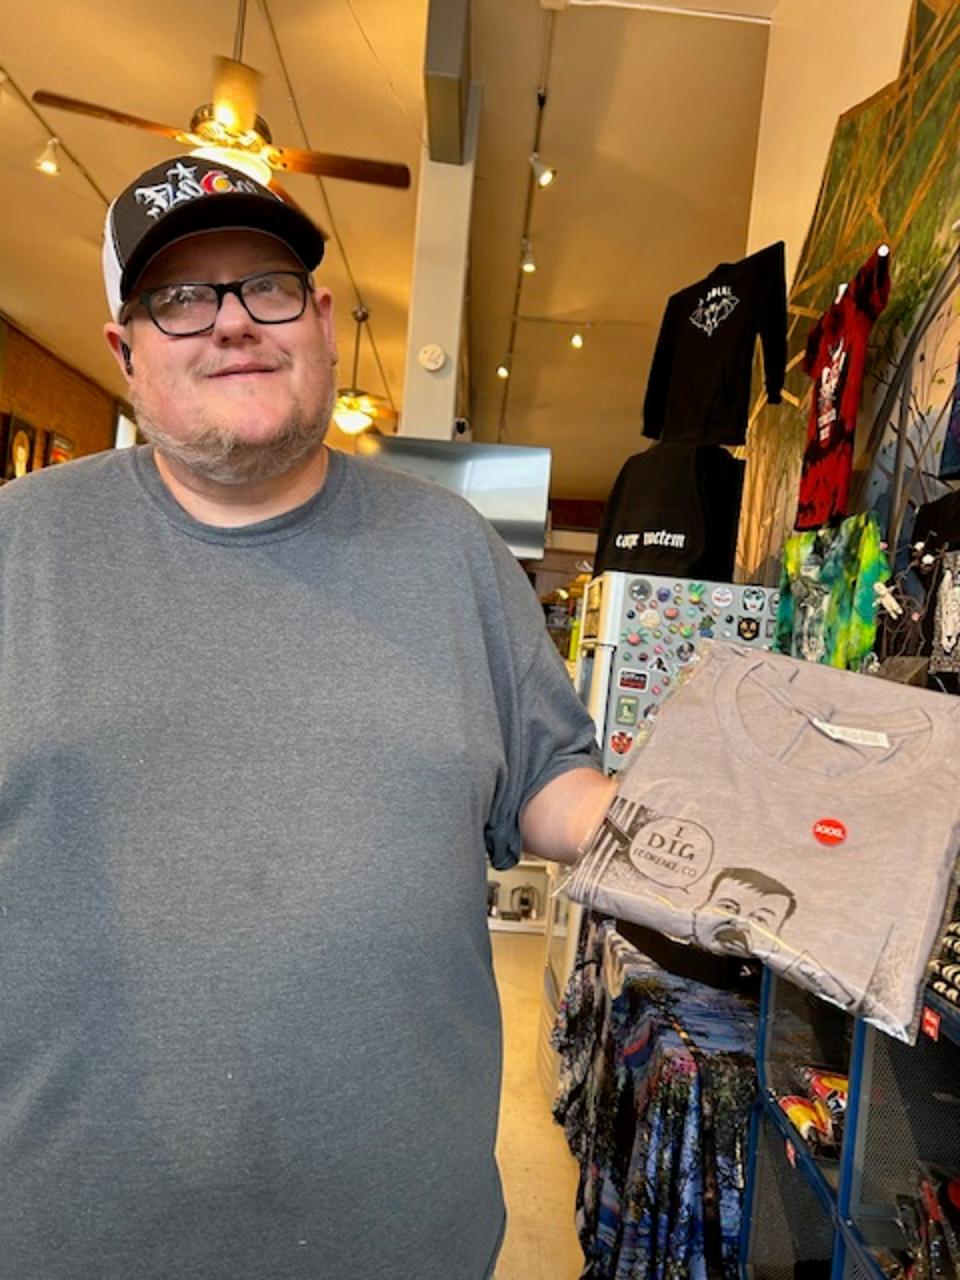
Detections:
102,154,326,320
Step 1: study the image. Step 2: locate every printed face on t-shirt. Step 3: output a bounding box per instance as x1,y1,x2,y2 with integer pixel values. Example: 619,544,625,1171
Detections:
692,871,795,957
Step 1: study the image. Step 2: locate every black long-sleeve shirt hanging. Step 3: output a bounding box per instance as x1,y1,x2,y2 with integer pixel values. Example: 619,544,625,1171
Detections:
643,241,787,445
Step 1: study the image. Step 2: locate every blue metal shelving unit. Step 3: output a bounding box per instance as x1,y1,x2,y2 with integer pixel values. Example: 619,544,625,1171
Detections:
741,975,960,1280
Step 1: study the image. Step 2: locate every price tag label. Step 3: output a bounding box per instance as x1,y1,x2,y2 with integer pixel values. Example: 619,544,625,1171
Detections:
922,1005,941,1041
785,1140,797,1168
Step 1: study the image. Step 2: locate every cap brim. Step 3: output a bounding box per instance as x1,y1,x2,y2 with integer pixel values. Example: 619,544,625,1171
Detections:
119,192,326,302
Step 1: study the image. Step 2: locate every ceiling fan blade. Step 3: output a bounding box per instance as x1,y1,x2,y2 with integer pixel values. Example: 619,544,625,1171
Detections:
32,90,188,141
268,144,410,190
211,56,261,135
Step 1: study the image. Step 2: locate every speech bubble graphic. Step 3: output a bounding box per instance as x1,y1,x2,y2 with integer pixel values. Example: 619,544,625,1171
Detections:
628,815,714,890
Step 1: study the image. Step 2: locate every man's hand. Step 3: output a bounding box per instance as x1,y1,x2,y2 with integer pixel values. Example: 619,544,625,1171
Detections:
519,768,618,866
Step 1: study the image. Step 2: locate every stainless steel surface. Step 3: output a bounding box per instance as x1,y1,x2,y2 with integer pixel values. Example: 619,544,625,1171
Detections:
356,434,552,559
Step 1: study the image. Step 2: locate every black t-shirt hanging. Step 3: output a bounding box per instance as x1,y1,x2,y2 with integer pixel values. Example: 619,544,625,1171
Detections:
642,240,787,445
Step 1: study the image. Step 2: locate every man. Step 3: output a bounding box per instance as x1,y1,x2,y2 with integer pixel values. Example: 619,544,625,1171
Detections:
0,156,614,1279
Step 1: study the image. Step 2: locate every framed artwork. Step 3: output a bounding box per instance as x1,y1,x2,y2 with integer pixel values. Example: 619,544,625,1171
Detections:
45,433,75,466
4,416,36,481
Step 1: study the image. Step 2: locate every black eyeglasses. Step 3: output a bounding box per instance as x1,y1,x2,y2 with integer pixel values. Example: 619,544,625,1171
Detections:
131,270,314,337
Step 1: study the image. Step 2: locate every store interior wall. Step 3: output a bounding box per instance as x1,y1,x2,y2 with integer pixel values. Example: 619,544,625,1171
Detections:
746,0,914,280
0,319,116,466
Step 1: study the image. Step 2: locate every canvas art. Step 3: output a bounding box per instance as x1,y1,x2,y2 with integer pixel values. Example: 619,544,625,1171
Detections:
738,0,960,580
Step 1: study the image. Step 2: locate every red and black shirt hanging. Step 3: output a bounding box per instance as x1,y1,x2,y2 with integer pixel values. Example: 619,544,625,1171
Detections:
795,247,891,531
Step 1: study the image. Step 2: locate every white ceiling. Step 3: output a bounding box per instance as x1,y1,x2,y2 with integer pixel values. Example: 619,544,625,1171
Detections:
0,0,776,499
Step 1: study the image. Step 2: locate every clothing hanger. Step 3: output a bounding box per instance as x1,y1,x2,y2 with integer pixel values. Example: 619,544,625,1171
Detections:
834,243,890,304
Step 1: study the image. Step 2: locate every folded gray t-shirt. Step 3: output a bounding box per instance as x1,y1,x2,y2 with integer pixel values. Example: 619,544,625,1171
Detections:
568,643,960,1040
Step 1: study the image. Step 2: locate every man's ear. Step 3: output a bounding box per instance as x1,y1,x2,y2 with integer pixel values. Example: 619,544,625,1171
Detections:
312,287,337,365
104,324,135,382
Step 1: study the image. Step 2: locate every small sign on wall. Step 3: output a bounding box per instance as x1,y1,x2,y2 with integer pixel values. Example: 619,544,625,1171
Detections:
3,415,36,481
0,415,77,481
45,433,75,466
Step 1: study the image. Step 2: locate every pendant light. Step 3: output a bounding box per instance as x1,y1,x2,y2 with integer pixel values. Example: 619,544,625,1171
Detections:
333,305,376,435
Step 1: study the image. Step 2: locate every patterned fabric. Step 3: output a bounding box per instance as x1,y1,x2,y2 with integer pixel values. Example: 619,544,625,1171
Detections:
774,511,889,670
930,549,960,674
937,345,960,480
552,918,757,1280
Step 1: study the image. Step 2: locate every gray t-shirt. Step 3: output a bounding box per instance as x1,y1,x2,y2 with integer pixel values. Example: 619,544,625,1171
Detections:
0,445,597,1280
567,642,960,1041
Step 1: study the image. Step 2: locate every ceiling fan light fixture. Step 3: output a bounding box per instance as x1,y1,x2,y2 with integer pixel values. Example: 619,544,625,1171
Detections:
529,152,557,189
213,101,239,131
211,55,261,137
333,393,375,434
35,136,60,176
190,144,272,186
333,303,379,433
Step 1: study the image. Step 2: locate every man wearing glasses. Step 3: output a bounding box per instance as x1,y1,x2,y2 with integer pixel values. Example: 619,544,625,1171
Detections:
0,155,613,1279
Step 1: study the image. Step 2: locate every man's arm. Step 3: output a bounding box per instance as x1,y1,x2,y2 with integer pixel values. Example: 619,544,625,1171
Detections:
519,768,617,866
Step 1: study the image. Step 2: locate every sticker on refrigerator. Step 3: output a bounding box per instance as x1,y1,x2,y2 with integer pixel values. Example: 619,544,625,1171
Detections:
609,730,634,756
615,695,639,724
741,586,767,614
738,617,760,642
711,586,734,609
618,669,649,692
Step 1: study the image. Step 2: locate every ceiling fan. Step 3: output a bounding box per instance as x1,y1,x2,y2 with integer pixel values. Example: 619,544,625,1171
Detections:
31,2,410,192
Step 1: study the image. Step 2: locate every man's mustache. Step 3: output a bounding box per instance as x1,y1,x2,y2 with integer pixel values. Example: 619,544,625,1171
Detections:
713,923,750,952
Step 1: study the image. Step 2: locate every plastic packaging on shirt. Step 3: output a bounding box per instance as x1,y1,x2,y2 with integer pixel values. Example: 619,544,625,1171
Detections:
556,642,960,1043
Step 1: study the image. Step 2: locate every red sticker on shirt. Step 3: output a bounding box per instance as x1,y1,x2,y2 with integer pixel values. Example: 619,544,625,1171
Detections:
813,819,847,846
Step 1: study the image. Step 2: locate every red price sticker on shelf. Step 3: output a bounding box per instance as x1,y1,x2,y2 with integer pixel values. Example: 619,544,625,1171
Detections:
785,1140,797,1169
921,1006,941,1041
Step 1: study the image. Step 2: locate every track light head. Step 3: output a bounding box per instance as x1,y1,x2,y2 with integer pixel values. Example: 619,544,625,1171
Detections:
529,152,557,189
521,239,537,274
35,136,60,176
496,362,510,380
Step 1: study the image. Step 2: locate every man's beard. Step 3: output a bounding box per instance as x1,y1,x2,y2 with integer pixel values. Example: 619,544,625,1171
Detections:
131,378,335,487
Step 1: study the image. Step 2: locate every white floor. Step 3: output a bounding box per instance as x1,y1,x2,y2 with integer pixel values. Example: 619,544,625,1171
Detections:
491,931,585,1280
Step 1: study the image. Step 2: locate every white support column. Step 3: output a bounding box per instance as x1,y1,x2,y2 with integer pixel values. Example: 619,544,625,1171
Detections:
398,83,481,439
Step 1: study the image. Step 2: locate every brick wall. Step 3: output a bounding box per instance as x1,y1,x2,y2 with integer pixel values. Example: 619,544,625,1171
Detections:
0,319,117,471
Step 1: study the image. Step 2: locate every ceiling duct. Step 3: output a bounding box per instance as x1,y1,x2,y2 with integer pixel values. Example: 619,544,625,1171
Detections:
564,0,771,22
424,0,471,163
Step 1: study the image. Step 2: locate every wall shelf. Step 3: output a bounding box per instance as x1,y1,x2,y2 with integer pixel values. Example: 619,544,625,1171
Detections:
488,916,546,935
